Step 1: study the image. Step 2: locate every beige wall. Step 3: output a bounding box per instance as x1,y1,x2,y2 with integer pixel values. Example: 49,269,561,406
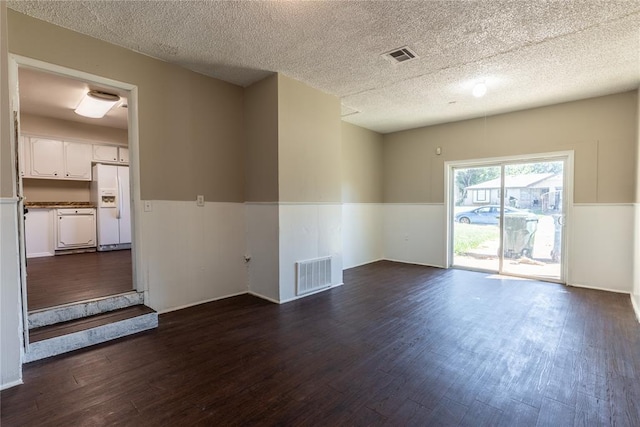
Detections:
341,122,383,203
383,91,638,204
244,75,279,202
634,88,640,312
8,10,244,202
277,74,341,202
0,2,11,197
21,114,127,145
23,178,90,203
1,0,23,389
637,88,640,204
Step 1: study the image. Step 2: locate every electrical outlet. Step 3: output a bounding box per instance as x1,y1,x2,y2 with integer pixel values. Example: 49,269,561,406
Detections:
144,201,152,212
196,195,205,207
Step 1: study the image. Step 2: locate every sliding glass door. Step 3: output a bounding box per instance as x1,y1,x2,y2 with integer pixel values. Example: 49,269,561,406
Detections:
450,157,566,282
452,165,502,272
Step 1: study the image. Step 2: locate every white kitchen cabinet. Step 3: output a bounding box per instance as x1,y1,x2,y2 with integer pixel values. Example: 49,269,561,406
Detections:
30,138,64,178
92,145,129,165
19,136,28,177
26,138,92,181
93,144,119,163
63,142,92,180
25,209,55,258
118,147,129,164
55,208,96,250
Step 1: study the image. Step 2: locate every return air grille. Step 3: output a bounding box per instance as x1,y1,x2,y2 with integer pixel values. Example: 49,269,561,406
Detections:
383,46,418,63
296,257,332,295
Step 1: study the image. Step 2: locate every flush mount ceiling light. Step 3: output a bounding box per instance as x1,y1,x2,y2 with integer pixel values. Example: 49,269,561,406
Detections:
74,90,120,118
472,82,487,98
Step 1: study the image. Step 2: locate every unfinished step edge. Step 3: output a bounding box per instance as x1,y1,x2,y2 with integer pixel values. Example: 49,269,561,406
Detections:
25,312,158,363
28,291,145,329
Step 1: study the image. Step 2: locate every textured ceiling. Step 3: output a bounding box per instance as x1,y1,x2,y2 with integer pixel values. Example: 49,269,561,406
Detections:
8,1,640,134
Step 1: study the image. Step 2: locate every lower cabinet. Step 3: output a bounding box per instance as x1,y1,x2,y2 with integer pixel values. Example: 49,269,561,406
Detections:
25,209,54,258
55,208,96,250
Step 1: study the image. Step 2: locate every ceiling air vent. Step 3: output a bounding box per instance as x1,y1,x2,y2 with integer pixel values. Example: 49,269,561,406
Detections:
382,46,418,63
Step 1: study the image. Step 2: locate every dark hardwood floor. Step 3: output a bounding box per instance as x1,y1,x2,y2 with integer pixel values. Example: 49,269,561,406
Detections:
3,261,639,426
26,250,133,311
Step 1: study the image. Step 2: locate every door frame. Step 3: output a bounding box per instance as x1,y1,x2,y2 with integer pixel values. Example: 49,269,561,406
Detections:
444,151,574,284
8,55,143,352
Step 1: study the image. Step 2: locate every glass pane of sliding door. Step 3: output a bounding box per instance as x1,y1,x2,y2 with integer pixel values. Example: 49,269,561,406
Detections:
452,165,502,272
501,160,564,280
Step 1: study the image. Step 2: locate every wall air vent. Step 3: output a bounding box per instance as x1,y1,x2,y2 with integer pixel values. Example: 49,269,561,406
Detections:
296,256,332,296
382,46,418,63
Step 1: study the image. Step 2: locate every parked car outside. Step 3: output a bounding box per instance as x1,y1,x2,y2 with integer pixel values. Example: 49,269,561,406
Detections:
455,205,537,225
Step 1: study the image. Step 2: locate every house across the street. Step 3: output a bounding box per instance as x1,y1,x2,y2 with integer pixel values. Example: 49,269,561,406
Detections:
462,173,563,210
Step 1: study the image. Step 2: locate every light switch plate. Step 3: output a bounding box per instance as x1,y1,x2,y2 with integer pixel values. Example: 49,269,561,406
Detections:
196,195,205,207
144,201,152,212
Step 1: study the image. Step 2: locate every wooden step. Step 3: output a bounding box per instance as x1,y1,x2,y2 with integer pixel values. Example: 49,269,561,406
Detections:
25,305,157,363
28,291,144,329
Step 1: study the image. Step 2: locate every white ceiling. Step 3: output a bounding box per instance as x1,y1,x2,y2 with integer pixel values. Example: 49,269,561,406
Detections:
19,67,129,129
8,1,640,134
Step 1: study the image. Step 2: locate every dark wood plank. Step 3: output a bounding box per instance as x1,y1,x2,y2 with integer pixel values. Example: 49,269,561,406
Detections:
459,399,504,427
2,261,638,426
536,397,575,427
29,305,154,342
27,250,133,311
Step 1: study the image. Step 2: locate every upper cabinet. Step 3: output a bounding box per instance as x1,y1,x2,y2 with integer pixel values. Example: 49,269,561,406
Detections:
92,144,128,165
22,136,127,181
118,147,129,164
29,138,92,180
30,138,64,178
63,142,92,179
92,144,119,163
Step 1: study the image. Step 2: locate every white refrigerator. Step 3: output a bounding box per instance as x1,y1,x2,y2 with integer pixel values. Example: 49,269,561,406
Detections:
91,164,131,251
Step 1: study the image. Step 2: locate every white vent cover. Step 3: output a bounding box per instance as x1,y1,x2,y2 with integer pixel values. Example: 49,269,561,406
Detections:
382,46,418,63
296,256,332,296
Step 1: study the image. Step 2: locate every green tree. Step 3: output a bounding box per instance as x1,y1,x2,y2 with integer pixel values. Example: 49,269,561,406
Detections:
505,161,563,176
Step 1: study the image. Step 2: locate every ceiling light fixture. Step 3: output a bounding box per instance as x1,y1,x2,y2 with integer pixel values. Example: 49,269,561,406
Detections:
74,90,120,118
472,82,487,98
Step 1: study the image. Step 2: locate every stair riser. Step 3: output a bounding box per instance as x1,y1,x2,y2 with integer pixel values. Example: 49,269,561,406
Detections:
25,313,158,363
29,292,144,329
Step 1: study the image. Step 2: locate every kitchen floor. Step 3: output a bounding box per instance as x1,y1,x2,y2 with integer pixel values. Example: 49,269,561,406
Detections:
27,250,133,311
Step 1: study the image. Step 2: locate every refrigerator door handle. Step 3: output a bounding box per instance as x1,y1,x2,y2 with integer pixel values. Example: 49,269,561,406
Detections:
116,174,122,219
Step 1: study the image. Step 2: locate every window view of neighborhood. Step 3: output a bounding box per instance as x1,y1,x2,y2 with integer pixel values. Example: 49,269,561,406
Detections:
452,161,564,280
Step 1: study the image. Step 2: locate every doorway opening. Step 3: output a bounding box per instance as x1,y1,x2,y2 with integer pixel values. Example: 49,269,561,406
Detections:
449,154,570,283
9,56,142,347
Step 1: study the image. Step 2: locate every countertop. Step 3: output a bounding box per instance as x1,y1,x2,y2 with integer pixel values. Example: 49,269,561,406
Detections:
25,202,96,209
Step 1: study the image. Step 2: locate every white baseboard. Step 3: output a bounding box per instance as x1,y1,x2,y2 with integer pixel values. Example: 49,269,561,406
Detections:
27,252,54,259
247,291,280,304
279,282,344,304
631,294,640,324
343,258,384,270
249,282,345,305
383,258,446,269
567,283,632,295
157,291,247,314
0,379,23,390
